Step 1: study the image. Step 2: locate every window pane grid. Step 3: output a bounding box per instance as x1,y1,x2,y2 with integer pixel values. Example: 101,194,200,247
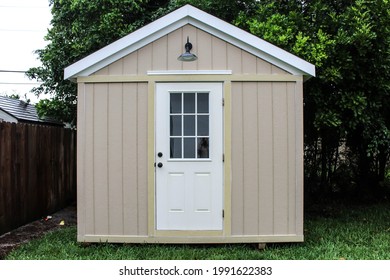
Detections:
170,92,209,159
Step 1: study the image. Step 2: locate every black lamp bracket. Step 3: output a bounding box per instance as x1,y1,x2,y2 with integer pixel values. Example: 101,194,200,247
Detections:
184,37,192,52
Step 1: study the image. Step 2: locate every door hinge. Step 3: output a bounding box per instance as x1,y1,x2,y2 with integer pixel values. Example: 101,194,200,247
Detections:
222,98,225,106
222,210,225,218
222,153,225,162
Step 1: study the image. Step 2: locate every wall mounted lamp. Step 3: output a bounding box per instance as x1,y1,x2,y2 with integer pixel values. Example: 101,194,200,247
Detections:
177,37,198,62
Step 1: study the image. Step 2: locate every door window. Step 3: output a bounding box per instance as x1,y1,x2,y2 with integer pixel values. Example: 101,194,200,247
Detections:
169,92,210,159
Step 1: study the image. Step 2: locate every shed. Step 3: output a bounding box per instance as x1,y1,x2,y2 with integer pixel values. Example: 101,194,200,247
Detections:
65,5,315,244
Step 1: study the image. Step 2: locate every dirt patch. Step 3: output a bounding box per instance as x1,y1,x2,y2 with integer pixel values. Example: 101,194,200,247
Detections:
0,204,77,259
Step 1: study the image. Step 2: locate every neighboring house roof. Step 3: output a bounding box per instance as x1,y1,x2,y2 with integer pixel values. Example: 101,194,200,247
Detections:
64,4,315,80
0,96,63,126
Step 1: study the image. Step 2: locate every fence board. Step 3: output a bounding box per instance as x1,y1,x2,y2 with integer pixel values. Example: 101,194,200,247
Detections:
0,122,76,235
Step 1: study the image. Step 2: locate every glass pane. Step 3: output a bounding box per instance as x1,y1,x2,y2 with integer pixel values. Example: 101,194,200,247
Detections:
197,93,209,113
170,116,182,136
197,115,209,136
184,93,195,113
184,115,195,136
184,138,196,158
170,138,182,158
197,138,209,158
170,93,182,113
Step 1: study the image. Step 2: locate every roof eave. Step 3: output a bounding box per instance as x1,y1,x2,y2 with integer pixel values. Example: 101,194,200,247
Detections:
64,7,192,80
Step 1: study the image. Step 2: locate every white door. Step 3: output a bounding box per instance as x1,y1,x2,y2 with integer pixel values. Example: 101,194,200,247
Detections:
155,83,223,230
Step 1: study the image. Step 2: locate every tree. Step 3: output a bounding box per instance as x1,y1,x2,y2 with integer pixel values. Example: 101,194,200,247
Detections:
27,0,255,126
29,0,390,198
235,0,390,198
27,0,166,125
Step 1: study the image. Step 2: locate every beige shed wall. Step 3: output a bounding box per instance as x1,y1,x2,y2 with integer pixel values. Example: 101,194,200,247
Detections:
231,81,303,237
93,25,289,75
76,24,305,242
77,82,149,239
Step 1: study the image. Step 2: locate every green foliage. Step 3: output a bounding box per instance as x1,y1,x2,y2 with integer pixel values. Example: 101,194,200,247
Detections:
6,93,21,100
29,0,390,196
35,98,74,124
236,0,390,195
151,0,256,23
27,0,170,126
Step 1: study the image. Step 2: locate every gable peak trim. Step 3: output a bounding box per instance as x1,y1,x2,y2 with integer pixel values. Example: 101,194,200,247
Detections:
64,5,315,80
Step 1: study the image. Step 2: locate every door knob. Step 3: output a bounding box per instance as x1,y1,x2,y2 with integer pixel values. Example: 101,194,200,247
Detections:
158,152,163,158
157,162,163,168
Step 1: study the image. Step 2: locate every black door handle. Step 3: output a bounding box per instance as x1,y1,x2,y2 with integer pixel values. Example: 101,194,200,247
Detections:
157,162,163,168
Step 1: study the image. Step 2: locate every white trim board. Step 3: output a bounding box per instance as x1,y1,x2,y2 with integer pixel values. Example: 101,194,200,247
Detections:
147,70,232,75
64,5,315,80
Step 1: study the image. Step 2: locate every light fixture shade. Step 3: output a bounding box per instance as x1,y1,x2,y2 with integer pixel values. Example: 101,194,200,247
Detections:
178,37,198,62
178,52,198,62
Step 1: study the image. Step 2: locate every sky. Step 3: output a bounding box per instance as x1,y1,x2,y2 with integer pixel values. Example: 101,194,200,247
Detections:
0,0,52,103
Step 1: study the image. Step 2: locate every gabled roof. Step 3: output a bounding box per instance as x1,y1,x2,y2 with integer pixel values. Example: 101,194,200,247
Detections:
64,4,315,80
0,96,63,126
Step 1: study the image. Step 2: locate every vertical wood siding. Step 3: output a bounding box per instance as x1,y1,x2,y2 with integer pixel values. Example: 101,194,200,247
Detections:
78,24,304,240
231,81,302,236
78,82,148,237
93,25,288,75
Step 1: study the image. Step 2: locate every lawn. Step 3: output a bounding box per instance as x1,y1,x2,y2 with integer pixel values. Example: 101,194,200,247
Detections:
5,202,390,260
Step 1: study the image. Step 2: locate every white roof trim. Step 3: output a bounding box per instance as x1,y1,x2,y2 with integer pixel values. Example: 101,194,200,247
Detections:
64,5,315,80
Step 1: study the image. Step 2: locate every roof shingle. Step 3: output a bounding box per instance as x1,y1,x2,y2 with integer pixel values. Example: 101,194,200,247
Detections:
0,96,63,126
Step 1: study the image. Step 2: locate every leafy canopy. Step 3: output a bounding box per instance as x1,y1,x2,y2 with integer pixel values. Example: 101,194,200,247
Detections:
28,0,390,195
235,0,390,193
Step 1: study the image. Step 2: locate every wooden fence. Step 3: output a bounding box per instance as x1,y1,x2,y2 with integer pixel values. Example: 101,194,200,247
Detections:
0,122,76,235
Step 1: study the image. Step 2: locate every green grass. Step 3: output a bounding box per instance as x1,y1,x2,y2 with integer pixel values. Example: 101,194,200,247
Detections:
6,203,390,260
